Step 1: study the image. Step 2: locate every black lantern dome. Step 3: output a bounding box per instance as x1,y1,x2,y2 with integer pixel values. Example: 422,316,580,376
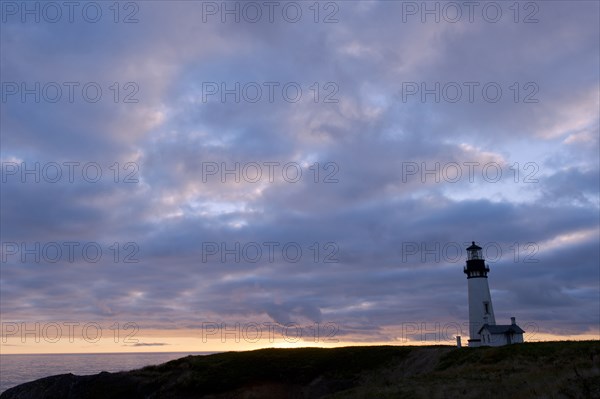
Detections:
464,241,489,278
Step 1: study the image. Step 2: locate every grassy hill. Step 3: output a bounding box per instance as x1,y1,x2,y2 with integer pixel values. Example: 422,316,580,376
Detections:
1,341,599,398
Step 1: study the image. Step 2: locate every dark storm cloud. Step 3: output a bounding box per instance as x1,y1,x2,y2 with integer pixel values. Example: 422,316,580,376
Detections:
1,1,598,343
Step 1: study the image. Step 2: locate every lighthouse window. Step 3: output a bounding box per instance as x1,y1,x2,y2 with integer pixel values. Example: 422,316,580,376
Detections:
484,302,490,314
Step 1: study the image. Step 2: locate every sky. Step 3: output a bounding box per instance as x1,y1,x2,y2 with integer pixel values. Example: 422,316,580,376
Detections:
0,0,599,354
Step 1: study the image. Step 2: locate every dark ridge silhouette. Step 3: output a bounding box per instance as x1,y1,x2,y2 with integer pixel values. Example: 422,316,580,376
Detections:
1,341,599,398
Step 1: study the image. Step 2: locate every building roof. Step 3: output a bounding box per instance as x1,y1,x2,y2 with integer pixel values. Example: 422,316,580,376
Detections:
478,324,525,334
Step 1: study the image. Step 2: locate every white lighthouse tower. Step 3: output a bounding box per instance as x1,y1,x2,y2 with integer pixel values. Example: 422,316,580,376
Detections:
464,241,496,347
464,241,525,346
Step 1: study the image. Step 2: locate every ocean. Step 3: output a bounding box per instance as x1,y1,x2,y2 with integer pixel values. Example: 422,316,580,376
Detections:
0,352,214,394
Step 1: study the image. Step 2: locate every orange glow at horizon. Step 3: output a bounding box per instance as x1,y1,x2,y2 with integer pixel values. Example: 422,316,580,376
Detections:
1,328,598,355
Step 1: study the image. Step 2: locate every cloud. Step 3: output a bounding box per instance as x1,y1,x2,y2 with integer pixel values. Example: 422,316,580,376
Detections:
1,1,598,344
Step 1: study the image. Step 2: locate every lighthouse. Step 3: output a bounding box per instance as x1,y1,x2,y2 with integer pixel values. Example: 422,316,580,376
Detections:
464,242,495,346
464,241,525,346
